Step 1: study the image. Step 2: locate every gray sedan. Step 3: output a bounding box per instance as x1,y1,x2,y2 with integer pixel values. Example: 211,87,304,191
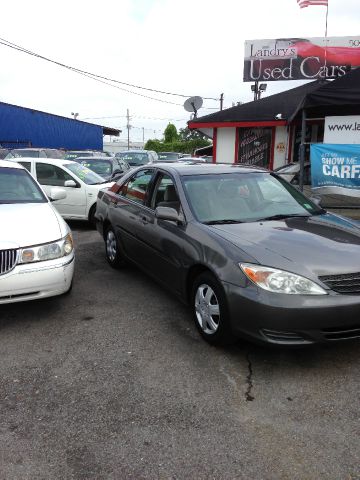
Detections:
95,163,360,346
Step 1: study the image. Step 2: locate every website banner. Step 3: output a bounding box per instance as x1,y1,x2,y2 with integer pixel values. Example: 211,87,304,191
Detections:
324,116,360,144
310,144,360,197
244,37,360,82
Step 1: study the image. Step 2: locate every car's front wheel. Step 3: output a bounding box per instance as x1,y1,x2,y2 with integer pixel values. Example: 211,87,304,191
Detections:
105,227,127,269
192,272,234,346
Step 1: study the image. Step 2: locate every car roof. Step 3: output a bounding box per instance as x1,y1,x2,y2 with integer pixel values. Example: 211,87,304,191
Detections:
0,159,24,169
11,157,77,166
116,150,149,154
143,163,268,176
78,157,113,161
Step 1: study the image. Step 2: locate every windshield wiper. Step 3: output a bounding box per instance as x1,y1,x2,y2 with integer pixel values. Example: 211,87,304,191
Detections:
204,219,244,225
255,214,311,222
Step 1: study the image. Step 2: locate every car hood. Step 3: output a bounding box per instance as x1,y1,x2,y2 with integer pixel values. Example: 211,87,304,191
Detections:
210,213,360,279
0,203,64,248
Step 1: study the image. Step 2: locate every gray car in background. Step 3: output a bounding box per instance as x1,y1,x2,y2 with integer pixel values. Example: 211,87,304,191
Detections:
115,150,158,167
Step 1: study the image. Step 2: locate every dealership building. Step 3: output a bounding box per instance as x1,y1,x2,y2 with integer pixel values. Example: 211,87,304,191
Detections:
0,101,120,151
189,67,360,170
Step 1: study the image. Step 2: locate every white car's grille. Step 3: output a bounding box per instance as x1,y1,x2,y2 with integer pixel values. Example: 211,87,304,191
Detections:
0,249,18,275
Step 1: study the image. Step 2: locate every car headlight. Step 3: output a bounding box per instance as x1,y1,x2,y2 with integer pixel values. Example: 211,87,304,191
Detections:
240,263,327,295
19,233,74,264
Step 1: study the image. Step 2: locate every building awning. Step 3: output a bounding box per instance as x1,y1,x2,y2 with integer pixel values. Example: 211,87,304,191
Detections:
102,126,121,136
189,68,360,130
188,81,322,129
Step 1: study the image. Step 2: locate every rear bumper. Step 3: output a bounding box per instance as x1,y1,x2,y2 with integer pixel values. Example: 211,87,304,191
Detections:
223,281,360,345
0,255,75,304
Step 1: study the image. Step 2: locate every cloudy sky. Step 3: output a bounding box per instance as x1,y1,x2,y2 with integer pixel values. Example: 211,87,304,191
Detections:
0,0,359,142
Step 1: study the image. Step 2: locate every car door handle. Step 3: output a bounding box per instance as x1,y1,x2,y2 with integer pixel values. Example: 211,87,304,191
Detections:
140,215,150,225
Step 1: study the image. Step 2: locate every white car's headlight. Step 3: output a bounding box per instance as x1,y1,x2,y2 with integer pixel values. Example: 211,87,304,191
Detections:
240,263,327,295
19,233,74,264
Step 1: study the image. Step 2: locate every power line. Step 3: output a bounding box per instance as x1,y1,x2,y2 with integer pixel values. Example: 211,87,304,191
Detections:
0,36,219,104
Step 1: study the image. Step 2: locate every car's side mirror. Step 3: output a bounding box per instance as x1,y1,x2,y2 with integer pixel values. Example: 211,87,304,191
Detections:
49,187,67,201
64,179,78,188
155,206,182,224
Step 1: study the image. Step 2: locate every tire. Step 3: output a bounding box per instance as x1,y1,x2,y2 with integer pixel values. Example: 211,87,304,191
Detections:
105,227,127,269
88,204,97,228
191,272,234,346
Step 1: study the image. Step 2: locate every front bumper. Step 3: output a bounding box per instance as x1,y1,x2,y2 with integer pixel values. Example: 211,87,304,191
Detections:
0,254,75,304
223,281,360,345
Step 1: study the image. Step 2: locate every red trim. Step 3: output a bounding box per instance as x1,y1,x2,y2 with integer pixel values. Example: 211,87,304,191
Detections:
188,120,287,129
212,128,217,163
234,128,239,164
288,125,294,163
269,127,276,170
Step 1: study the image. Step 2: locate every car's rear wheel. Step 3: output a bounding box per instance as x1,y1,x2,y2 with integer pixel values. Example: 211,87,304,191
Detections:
88,204,97,228
192,272,234,346
105,227,127,269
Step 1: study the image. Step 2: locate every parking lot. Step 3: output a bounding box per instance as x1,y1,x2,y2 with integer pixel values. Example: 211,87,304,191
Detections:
0,221,359,480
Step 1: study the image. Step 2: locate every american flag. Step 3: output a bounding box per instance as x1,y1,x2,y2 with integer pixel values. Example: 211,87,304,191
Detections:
297,0,328,7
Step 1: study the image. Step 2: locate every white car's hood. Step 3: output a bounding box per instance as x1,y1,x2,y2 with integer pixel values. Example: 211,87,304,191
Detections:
0,203,64,248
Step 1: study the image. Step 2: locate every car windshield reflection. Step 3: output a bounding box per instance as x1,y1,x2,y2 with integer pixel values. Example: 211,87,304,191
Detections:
182,173,322,224
0,167,47,204
65,163,107,185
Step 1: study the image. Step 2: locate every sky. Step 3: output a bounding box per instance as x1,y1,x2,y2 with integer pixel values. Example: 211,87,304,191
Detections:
0,0,359,143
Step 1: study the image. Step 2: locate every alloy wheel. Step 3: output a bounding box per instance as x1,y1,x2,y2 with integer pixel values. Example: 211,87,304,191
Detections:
194,283,220,335
106,230,117,263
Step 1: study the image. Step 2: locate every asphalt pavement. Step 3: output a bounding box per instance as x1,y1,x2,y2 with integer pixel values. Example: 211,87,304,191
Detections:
0,222,359,480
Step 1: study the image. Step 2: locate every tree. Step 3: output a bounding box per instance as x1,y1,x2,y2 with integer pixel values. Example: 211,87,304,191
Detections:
164,123,178,143
144,124,211,155
178,127,208,142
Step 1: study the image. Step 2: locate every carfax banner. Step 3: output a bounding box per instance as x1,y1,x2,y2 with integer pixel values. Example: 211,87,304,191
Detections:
244,36,360,82
310,144,360,197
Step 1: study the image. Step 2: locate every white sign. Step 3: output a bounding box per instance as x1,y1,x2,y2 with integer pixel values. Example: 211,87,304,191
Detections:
243,36,360,82
324,116,360,144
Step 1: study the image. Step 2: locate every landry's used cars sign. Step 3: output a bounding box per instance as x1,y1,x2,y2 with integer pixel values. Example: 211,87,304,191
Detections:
310,144,360,197
244,37,360,82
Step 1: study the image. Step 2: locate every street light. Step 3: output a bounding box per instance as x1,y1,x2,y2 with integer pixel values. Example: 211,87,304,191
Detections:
71,112,79,120
251,82,267,101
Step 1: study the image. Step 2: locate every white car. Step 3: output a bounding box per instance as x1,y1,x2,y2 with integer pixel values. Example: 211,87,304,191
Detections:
10,158,113,223
0,160,75,304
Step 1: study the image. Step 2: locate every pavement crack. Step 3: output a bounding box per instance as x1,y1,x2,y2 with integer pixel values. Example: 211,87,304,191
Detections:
245,350,255,402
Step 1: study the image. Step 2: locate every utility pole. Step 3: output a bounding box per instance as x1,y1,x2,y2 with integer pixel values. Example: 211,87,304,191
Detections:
142,127,145,145
220,93,224,111
126,109,131,150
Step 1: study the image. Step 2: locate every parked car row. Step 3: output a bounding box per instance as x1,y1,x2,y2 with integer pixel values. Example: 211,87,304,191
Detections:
2,157,360,348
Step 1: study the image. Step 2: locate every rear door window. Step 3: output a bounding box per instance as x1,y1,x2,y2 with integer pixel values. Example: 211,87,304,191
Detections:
119,169,154,205
36,163,74,186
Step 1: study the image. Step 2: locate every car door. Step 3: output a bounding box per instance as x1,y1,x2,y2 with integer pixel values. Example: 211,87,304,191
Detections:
109,168,155,259
133,172,186,294
35,162,87,218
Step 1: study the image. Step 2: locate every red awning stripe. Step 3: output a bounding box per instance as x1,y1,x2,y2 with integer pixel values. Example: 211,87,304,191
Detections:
188,121,287,129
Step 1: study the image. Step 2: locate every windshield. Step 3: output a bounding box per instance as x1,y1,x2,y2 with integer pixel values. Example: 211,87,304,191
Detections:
6,149,40,158
5,149,64,159
64,162,106,185
0,167,47,204
157,153,179,161
116,152,149,166
64,152,93,160
80,160,112,177
182,172,322,224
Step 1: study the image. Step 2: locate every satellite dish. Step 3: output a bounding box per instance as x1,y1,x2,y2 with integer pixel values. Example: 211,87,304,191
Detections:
184,96,203,118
